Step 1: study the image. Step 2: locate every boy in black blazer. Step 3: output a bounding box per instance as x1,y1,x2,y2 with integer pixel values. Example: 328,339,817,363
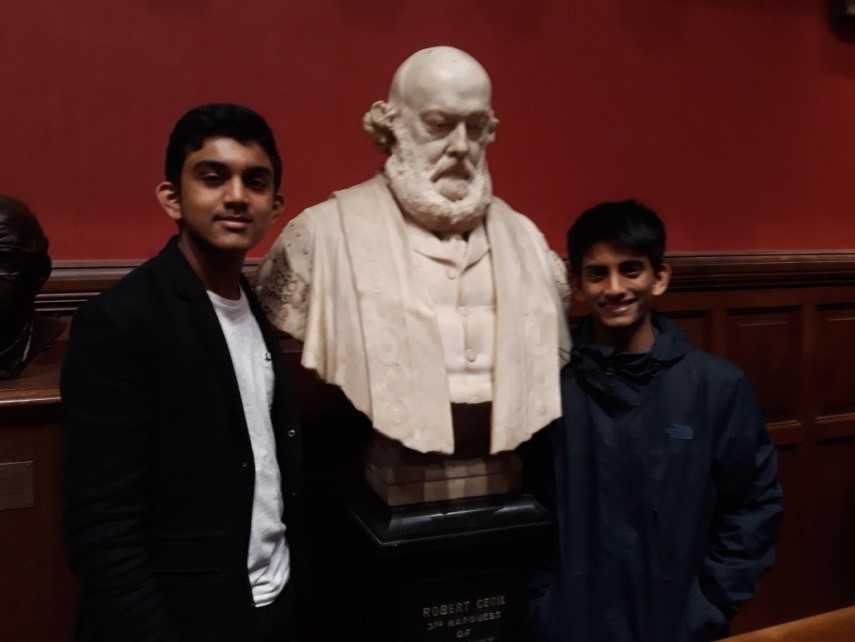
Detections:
62,103,303,642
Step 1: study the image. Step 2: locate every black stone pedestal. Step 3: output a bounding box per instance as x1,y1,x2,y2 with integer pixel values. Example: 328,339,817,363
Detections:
342,484,554,642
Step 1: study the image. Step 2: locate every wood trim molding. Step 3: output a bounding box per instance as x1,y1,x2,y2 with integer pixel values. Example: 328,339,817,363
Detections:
666,252,855,291
36,251,855,314
37,259,263,314
37,260,142,314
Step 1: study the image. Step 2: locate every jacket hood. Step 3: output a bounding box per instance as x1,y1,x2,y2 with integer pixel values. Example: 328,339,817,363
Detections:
569,313,691,409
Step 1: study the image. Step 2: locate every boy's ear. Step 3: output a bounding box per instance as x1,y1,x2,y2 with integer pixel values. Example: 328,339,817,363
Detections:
652,262,672,296
272,193,284,221
156,181,182,222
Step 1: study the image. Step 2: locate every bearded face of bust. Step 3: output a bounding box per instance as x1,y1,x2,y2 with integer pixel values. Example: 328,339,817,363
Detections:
366,47,500,234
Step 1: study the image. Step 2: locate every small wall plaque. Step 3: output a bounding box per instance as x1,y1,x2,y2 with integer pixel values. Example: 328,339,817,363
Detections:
0,461,35,511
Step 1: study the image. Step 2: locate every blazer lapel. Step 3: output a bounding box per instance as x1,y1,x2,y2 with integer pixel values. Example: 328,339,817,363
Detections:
155,238,252,451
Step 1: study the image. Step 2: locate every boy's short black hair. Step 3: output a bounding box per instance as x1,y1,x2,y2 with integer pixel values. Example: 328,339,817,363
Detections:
164,103,282,190
567,200,666,273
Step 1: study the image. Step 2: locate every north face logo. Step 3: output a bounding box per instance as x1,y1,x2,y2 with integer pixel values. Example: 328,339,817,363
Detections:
666,424,694,440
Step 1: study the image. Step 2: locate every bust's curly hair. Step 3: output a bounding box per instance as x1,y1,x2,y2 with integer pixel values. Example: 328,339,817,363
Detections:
362,101,399,154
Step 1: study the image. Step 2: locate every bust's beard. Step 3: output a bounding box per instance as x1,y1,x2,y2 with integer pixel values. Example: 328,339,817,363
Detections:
385,128,493,234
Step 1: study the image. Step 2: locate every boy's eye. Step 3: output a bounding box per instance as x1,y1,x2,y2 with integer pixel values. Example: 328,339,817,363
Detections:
200,173,225,185
620,262,645,277
583,268,607,281
244,174,271,190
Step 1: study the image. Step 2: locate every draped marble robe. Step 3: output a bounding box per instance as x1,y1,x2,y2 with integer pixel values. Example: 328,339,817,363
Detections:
257,173,570,455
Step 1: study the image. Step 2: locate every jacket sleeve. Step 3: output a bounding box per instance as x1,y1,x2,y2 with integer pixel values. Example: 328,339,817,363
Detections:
517,425,560,641
62,300,179,642
692,374,783,634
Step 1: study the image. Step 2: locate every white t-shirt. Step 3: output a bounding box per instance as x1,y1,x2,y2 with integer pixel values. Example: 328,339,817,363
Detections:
208,289,290,607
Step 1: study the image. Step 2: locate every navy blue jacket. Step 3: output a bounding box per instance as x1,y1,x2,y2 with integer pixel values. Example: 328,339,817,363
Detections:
523,314,782,642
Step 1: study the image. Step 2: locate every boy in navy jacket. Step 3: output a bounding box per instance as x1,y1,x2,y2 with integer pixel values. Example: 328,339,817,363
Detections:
524,201,782,642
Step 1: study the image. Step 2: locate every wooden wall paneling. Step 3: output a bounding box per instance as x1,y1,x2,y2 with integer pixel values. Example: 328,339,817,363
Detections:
814,304,855,441
724,307,802,425
663,309,714,353
731,443,812,632
709,307,729,358
810,438,855,612
0,408,78,641
720,304,813,633
9,251,855,641
816,414,855,442
798,302,817,435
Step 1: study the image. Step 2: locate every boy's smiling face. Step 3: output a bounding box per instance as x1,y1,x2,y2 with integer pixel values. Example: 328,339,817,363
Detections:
158,136,283,258
572,242,671,352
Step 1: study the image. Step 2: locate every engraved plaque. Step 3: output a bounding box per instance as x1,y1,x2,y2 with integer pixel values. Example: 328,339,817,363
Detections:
399,572,522,642
343,486,552,641
0,461,35,511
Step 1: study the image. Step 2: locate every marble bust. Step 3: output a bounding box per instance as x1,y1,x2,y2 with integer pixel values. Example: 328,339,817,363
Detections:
257,46,570,457
0,195,64,380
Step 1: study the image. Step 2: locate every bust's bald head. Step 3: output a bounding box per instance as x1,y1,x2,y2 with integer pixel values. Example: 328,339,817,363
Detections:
364,46,499,155
388,46,493,112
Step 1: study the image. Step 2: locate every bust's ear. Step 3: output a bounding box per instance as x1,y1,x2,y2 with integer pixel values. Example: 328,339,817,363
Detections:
486,108,499,144
156,182,182,222
363,101,399,154
368,100,397,128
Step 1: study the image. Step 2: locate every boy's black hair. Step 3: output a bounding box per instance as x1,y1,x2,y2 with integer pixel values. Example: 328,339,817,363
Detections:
164,103,282,190
567,200,666,273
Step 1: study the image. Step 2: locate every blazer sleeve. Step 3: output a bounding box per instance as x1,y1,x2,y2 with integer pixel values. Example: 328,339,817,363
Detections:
689,374,783,637
62,299,179,642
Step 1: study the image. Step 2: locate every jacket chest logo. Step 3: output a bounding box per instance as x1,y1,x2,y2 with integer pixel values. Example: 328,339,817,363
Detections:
666,424,694,440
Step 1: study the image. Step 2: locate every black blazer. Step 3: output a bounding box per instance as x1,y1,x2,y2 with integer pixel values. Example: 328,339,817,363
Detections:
62,237,303,642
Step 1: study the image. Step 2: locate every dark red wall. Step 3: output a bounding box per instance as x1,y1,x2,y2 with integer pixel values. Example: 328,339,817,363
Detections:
2,0,854,259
